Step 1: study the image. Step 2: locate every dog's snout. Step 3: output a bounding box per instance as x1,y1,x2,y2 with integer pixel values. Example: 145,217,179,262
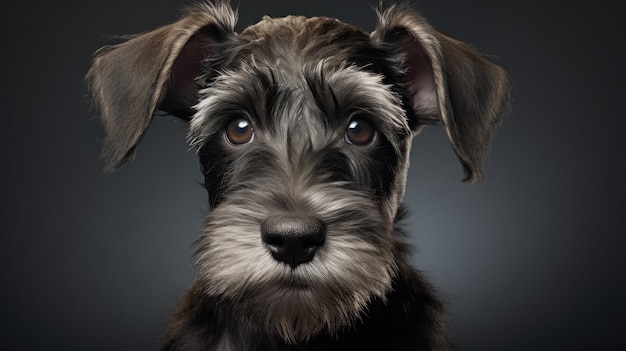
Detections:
261,215,326,268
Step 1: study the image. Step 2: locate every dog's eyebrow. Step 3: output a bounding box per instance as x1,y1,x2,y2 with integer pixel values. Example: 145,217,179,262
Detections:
188,63,289,147
189,62,411,150
319,65,410,135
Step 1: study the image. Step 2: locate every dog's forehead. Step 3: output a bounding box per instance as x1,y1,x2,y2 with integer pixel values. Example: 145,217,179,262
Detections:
237,15,373,70
241,15,367,45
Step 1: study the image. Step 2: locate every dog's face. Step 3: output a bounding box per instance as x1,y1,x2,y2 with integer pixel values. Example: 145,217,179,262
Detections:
87,1,510,343
189,16,411,341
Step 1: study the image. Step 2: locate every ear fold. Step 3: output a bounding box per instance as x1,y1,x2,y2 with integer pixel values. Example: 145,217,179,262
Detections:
372,4,511,183
86,2,237,172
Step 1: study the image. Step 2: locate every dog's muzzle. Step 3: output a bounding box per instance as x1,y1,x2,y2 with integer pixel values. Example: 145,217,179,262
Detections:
261,215,326,268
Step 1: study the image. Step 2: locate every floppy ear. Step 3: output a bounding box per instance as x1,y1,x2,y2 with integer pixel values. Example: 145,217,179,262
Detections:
86,2,238,172
372,4,511,183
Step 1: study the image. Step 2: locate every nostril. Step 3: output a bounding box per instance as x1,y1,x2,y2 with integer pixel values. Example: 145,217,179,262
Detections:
302,237,321,250
300,224,325,249
263,235,285,256
263,234,284,247
261,215,326,267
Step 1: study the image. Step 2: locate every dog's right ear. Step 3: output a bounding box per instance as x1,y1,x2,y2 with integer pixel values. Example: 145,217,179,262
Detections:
372,4,511,183
86,2,238,172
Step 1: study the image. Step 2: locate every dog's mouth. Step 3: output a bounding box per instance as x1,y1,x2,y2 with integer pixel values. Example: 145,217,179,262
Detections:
272,264,320,290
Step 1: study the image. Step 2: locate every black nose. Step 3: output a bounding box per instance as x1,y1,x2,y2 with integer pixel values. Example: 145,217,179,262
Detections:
261,215,326,268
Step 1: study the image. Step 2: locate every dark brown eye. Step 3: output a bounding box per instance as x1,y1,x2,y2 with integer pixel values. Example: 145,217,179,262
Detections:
225,118,254,145
345,118,375,145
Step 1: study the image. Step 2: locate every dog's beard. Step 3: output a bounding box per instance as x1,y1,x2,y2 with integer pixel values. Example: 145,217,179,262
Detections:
194,184,398,343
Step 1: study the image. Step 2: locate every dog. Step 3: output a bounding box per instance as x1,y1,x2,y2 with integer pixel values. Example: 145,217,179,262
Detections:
86,1,510,349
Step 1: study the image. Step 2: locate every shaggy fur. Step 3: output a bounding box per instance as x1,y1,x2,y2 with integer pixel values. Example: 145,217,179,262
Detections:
86,1,510,350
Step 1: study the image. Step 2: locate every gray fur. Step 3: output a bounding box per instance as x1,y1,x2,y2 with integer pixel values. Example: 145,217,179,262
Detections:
86,1,510,349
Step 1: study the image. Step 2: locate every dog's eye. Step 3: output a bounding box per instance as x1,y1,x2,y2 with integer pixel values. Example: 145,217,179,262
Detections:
225,118,254,145
345,118,375,146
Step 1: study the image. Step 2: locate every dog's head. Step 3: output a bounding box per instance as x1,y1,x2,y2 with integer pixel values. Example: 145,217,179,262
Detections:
87,0,510,343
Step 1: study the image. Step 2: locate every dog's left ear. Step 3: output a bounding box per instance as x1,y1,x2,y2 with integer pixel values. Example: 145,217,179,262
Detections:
86,2,238,172
372,5,511,183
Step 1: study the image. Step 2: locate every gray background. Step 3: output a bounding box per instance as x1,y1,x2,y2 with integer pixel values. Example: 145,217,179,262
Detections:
2,0,624,349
